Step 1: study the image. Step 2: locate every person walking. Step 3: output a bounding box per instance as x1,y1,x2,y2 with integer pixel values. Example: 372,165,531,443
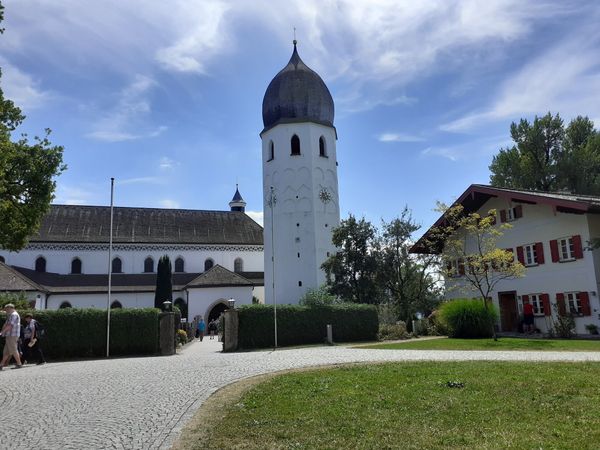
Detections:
0,304,24,370
208,319,217,340
523,302,535,335
22,314,46,365
196,317,206,341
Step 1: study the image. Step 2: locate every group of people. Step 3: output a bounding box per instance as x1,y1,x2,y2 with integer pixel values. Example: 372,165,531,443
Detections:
0,303,46,370
195,317,219,341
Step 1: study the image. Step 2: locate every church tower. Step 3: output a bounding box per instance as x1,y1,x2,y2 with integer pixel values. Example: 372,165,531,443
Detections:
261,41,340,305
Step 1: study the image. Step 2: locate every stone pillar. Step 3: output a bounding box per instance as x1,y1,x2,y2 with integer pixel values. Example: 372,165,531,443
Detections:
159,312,176,356
222,309,239,352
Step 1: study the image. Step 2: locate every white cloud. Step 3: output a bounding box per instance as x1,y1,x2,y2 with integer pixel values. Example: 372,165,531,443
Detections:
159,157,178,170
158,199,180,209
0,57,50,110
117,177,165,185
54,185,95,205
246,210,263,226
440,21,600,132
378,132,424,143
421,135,512,161
86,75,167,142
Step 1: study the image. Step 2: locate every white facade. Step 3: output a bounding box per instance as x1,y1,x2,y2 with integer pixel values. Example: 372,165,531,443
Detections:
262,122,340,305
444,191,600,335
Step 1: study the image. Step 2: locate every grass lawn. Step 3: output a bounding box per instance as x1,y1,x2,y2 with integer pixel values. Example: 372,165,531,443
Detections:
188,362,600,449
360,337,600,351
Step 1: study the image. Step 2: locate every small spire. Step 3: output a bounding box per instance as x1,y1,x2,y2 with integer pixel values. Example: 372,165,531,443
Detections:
293,27,297,47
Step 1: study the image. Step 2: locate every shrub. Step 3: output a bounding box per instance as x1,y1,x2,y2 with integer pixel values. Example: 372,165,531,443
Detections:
585,324,599,335
176,329,188,346
236,303,378,349
377,303,398,325
378,322,409,341
425,310,448,336
1,308,161,359
299,285,338,307
551,312,576,338
438,299,498,338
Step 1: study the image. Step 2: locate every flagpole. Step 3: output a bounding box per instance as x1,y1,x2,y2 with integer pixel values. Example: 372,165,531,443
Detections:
106,177,115,358
269,186,277,349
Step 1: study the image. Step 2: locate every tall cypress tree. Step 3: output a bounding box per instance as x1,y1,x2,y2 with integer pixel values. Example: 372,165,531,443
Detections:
154,255,173,309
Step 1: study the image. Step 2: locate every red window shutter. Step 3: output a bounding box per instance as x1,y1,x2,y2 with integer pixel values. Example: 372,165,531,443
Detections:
535,242,545,264
522,294,530,304
540,294,551,316
579,292,591,316
516,246,525,265
514,205,523,218
550,239,559,262
500,209,507,223
458,259,465,276
556,293,566,315
572,235,584,259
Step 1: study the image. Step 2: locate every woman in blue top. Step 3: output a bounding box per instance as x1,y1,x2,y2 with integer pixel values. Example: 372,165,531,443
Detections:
196,317,206,341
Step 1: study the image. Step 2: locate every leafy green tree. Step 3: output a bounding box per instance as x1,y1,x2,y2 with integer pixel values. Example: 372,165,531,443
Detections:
0,291,33,310
322,215,381,304
377,207,441,325
0,2,66,251
154,255,172,308
489,113,600,194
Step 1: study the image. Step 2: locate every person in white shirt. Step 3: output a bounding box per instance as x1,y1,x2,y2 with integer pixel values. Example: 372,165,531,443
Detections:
0,304,23,370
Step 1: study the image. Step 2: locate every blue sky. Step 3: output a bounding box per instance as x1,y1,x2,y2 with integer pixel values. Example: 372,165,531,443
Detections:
2,1,600,237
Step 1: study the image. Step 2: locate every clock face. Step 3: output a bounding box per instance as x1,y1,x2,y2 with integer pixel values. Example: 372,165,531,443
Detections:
319,187,332,204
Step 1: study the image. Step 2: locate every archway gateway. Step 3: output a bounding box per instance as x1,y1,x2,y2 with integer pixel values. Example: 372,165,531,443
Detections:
206,301,229,324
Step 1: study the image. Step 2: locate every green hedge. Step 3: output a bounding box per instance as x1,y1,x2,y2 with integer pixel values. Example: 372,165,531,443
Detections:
439,299,498,338
1,308,161,359
236,304,378,349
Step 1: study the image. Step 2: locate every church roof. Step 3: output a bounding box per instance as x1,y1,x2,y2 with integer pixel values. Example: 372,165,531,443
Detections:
5,265,263,294
186,264,254,288
262,42,334,133
29,204,263,245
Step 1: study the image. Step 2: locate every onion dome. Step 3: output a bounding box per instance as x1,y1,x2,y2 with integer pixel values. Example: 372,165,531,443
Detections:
262,41,334,132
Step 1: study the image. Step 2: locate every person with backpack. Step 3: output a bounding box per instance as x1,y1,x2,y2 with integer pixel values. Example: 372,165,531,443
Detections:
22,314,46,365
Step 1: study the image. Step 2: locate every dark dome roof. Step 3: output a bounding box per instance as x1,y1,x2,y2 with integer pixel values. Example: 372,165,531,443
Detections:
262,43,334,131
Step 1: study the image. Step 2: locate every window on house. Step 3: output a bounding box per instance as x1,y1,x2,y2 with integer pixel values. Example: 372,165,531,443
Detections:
268,141,274,161
559,237,575,261
319,136,327,157
530,294,544,315
291,135,301,155
566,292,581,314
144,257,154,273
447,259,465,277
234,258,243,273
524,244,537,266
500,205,523,223
59,301,72,309
71,258,82,274
111,300,122,309
111,257,122,274
35,256,46,273
175,257,184,273
204,258,214,271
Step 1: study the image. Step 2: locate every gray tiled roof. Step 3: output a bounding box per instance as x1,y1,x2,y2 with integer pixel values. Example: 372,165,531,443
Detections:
29,205,264,245
471,184,600,206
0,262,44,292
186,265,254,288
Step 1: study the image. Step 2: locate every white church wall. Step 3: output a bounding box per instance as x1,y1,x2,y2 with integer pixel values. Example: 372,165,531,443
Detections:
46,291,158,310
262,122,340,305
1,245,263,275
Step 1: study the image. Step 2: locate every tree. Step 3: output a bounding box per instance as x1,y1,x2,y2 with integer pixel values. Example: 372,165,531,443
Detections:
154,255,172,308
321,215,381,304
0,2,66,251
299,285,339,307
433,205,525,339
489,113,600,195
376,207,441,325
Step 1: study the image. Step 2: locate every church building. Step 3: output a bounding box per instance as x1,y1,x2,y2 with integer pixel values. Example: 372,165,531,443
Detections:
0,187,264,323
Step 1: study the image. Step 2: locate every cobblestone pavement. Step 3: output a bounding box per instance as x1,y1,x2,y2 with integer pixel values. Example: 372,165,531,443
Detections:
2,339,600,449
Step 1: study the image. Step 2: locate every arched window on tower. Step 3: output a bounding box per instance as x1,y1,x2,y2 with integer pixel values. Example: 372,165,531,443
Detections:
291,134,301,155
59,301,72,309
234,258,243,273
204,258,214,271
35,256,46,273
175,257,184,273
268,140,275,161
319,136,327,157
112,257,122,274
144,257,154,273
71,257,82,274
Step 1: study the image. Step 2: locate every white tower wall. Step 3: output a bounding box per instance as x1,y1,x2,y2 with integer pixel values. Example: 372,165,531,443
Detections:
262,122,340,304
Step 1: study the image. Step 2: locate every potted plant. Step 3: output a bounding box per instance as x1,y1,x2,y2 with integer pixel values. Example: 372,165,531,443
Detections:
585,323,599,335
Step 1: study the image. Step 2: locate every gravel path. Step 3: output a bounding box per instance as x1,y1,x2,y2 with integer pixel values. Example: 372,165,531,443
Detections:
2,339,599,449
